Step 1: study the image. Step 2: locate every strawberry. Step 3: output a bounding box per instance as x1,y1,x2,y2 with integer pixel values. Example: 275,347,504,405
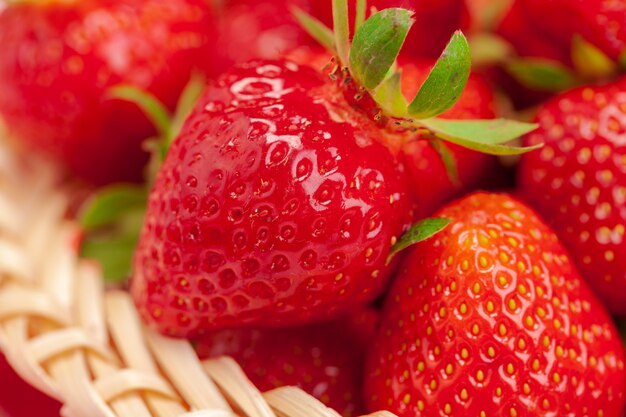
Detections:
130,58,413,337
400,61,501,217
0,354,61,417
518,78,626,316
195,309,379,417
495,1,570,66
365,192,626,417
312,0,470,59
128,3,536,337
492,0,626,103
215,0,314,66
0,0,219,185
511,0,626,63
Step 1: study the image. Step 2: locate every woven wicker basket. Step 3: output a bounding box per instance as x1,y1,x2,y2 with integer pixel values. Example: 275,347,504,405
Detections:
0,138,397,417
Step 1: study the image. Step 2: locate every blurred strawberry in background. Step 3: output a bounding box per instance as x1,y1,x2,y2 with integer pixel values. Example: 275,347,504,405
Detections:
0,0,220,185
214,0,315,66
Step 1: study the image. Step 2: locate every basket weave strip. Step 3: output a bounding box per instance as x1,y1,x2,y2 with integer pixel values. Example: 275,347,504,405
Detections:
0,147,397,417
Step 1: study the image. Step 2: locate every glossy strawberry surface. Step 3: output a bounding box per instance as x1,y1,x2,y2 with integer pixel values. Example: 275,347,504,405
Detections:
0,0,218,184
400,61,501,218
365,193,626,417
519,79,626,315
131,59,412,337
312,0,470,59
196,309,379,417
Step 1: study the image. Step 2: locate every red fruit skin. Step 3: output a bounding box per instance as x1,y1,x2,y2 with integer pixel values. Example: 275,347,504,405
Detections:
195,309,379,417
0,0,218,185
365,193,626,417
131,59,413,337
519,79,626,316
0,354,61,417
520,0,626,62
491,1,566,108
215,0,314,68
400,61,501,218
496,0,571,65
312,0,470,59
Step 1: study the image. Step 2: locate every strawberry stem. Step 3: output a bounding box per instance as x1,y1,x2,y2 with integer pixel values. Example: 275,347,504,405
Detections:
107,85,172,143
355,0,366,32
333,0,351,66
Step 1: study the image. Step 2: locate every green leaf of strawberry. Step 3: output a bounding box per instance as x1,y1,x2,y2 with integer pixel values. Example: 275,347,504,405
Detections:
506,58,579,92
571,34,618,79
107,86,172,158
295,1,540,164
349,8,414,89
291,6,335,51
80,185,147,230
82,236,140,281
332,0,351,66
80,184,147,281
406,31,471,118
387,217,451,264
419,118,542,155
429,137,460,185
372,71,406,115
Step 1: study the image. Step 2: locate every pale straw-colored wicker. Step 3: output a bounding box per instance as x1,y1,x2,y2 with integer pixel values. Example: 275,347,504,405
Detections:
0,138,397,417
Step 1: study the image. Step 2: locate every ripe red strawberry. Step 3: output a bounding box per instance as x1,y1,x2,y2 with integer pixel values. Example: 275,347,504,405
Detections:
0,354,61,417
507,0,626,63
126,2,535,337
130,59,413,337
518,78,626,316
312,0,470,59
495,0,570,66
215,0,314,67
365,193,626,417
400,61,501,217
0,0,219,185
196,309,379,417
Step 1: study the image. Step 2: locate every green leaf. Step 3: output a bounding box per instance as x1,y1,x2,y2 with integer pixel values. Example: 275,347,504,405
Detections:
407,31,472,119
387,217,451,264
469,33,514,67
82,236,138,282
420,118,542,155
571,35,617,79
506,58,578,92
429,137,460,186
80,185,147,230
349,8,414,89
333,0,351,66
373,71,407,115
107,85,171,139
355,0,366,32
168,73,206,154
291,6,335,51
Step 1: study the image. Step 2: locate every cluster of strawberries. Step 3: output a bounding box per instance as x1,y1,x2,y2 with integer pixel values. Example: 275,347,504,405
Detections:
1,0,626,417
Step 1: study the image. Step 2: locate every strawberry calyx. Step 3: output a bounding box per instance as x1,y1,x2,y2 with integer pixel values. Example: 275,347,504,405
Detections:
294,0,541,161
79,74,205,282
